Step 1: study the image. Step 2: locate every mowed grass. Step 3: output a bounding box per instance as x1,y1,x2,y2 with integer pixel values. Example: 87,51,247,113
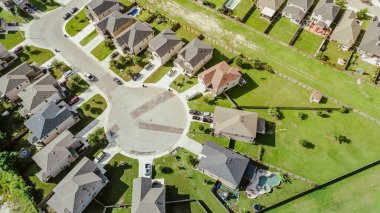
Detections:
136,9,152,22
91,40,115,61
28,0,60,12
65,9,90,36
187,93,234,112
323,40,352,69
232,0,254,20
245,8,271,32
269,18,299,43
208,0,225,8
0,9,24,22
96,154,138,205
175,26,199,44
272,165,380,213
154,149,226,212
0,31,25,50
294,30,324,55
144,60,173,83
170,74,198,93
79,30,98,46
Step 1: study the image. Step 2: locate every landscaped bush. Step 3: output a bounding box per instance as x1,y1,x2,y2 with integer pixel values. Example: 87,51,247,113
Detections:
87,128,108,147
299,139,315,149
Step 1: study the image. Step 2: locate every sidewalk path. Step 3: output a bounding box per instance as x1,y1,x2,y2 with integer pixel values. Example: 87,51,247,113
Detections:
178,136,203,155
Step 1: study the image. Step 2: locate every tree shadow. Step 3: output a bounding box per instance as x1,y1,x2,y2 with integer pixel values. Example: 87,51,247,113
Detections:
227,73,258,99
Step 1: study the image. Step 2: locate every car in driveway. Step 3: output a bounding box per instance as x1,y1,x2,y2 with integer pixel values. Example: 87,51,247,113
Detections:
202,111,212,117
145,63,154,70
145,164,152,176
192,115,201,120
203,117,213,123
113,77,123,85
7,22,19,26
84,72,95,81
63,13,71,20
70,7,78,14
132,73,142,81
110,51,119,59
59,78,68,87
24,7,34,14
13,46,23,54
63,70,73,78
68,96,79,106
189,109,201,115
94,151,106,163
167,69,176,77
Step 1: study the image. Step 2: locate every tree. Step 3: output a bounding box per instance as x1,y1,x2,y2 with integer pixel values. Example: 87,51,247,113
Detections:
110,59,117,69
198,124,205,131
299,139,315,149
357,8,368,20
339,107,350,114
203,94,216,104
235,56,244,67
335,0,347,9
317,110,323,117
253,58,265,70
334,133,350,144
87,128,107,147
298,112,308,120
316,51,327,61
0,132,9,151
132,56,142,65
268,107,281,119
104,39,114,49
0,151,18,171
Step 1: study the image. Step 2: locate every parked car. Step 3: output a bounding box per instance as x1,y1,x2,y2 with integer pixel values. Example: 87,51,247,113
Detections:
70,7,78,14
145,164,152,176
7,22,19,26
202,112,212,117
84,72,95,81
63,70,73,78
25,3,37,10
203,117,213,123
113,77,123,85
94,151,106,163
189,109,201,115
192,115,201,120
59,78,68,87
132,73,142,81
68,95,79,106
24,7,34,14
13,46,23,54
110,51,119,59
63,13,71,20
167,69,177,77
145,63,154,70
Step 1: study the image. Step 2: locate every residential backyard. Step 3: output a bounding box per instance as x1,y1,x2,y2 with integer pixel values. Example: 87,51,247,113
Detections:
0,31,25,50
65,9,90,36
79,30,98,46
346,53,379,80
187,93,233,112
175,26,199,43
245,8,271,32
144,61,173,83
268,18,299,44
154,149,226,212
91,40,115,61
293,30,324,55
232,0,254,20
322,41,352,70
136,9,152,22
207,0,225,8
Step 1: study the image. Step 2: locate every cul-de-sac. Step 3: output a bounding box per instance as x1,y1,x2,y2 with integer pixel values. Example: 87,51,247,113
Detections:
0,0,380,212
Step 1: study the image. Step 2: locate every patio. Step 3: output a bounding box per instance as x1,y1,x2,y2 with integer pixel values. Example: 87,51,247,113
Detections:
307,22,331,38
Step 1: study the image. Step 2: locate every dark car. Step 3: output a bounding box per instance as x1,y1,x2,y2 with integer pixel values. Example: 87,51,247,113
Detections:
13,46,23,54
145,63,154,70
63,13,71,20
203,117,213,123
189,109,201,115
110,51,119,59
68,96,79,106
59,78,68,87
132,73,142,81
71,7,78,14
145,164,152,176
192,115,201,120
113,77,123,85
7,22,19,26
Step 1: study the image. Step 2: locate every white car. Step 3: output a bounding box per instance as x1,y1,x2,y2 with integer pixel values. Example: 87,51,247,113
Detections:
94,151,106,163
63,70,73,78
84,72,95,81
167,69,177,77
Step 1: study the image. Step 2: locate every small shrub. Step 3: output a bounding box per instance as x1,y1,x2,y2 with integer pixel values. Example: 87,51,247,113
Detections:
334,133,351,144
84,104,90,111
161,166,174,174
298,112,308,120
299,139,315,149
339,107,350,114
268,107,281,119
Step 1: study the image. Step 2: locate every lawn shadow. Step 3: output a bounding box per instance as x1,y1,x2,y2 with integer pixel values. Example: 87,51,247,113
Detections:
227,73,258,99
256,121,276,147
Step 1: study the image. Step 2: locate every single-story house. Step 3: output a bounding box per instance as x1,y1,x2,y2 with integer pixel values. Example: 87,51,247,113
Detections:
114,21,155,55
198,61,241,95
18,73,64,116
330,10,361,49
282,0,313,24
131,177,166,213
148,28,184,65
0,43,17,72
174,38,213,77
0,62,42,101
95,10,135,38
86,0,122,22
256,0,285,20
310,91,323,103
198,141,250,189
32,130,83,182
47,157,108,213
24,102,78,145
358,19,380,64
212,106,266,142
309,0,340,36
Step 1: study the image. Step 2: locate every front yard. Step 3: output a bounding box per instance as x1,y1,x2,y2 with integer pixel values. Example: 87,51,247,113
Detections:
187,93,233,112
0,31,25,50
91,40,115,61
0,9,24,22
109,51,150,82
268,18,299,44
170,74,197,93
79,30,98,46
245,8,271,32
65,9,90,37
144,60,173,83
293,30,324,55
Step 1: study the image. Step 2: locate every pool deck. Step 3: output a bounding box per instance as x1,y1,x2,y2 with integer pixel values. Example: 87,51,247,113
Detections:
246,169,281,199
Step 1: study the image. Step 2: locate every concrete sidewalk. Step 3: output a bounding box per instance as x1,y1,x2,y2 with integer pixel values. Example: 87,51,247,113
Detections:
178,136,203,155
82,35,103,53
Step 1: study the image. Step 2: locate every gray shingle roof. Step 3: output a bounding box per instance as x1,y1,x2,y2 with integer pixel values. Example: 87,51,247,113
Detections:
257,0,285,10
331,10,361,47
24,102,75,144
47,157,108,213
176,38,213,67
114,21,154,49
0,62,37,96
0,43,9,58
32,130,81,181
86,0,119,16
198,141,249,188
283,5,305,20
132,177,165,213
313,0,340,21
148,29,182,57
287,0,313,10
96,10,134,35
359,19,380,56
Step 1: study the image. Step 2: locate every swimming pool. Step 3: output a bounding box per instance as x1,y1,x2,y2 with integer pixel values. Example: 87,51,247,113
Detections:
258,173,281,187
224,0,241,10
127,7,140,17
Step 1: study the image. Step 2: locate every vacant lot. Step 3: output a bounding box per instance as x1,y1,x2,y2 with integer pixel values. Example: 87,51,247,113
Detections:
0,31,25,50
65,9,90,36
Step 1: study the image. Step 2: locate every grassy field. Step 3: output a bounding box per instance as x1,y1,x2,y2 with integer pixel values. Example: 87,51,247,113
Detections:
232,0,254,20
187,93,233,112
91,40,115,61
245,8,271,32
29,0,60,12
170,74,198,93
144,60,173,83
0,31,25,50
65,9,90,36
154,149,226,212
293,30,324,55
272,165,380,213
96,154,139,205
69,94,107,134
79,30,98,46
0,9,24,22
268,18,299,44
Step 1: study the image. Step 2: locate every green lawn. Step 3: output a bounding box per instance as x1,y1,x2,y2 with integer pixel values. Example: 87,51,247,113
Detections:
347,53,378,80
144,60,173,83
65,9,90,36
118,0,131,6
170,74,198,93
232,0,254,20
175,26,199,44
268,18,299,43
322,40,352,69
96,154,139,205
65,74,90,97
226,62,337,107
69,94,107,134
79,30,98,46
0,101,25,138
294,30,324,55
272,165,380,213
136,9,152,22
91,40,115,61
49,60,71,79
208,0,225,8
110,51,150,82
187,93,233,112
0,9,24,22
28,0,60,12
0,31,25,50
203,39,236,68
149,19,172,34
245,8,271,32
154,149,226,212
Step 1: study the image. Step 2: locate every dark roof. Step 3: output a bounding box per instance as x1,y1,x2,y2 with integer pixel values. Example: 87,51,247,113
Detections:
0,62,39,96
87,0,119,16
148,29,182,57
176,38,213,67
96,10,134,35
359,19,380,56
24,102,75,144
283,5,305,20
198,141,249,187
313,0,340,21
132,177,165,213
114,21,154,49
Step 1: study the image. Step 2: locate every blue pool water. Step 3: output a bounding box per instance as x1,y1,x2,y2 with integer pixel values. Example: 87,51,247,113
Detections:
128,8,139,16
258,174,281,187
224,0,241,10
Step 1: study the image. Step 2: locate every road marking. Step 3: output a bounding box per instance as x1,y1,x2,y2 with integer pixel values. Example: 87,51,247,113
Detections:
130,91,175,119
138,121,184,134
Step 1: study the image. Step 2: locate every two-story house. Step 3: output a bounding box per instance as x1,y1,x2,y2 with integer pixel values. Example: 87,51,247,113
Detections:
308,0,340,36
95,10,135,38
283,0,313,24
148,29,184,65
85,0,122,22
358,19,380,66
331,10,361,50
